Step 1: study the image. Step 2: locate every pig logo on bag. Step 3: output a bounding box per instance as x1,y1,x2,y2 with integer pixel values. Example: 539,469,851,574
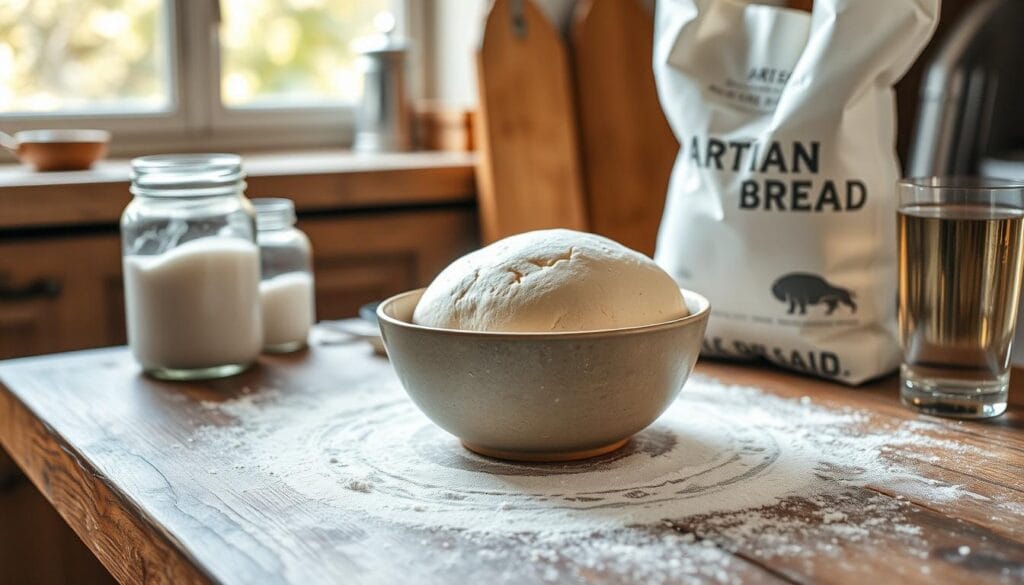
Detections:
771,273,857,315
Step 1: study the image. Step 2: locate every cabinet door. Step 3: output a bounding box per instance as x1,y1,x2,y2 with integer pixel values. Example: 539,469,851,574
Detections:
301,208,478,319
0,235,124,359
0,293,61,359
0,465,117,585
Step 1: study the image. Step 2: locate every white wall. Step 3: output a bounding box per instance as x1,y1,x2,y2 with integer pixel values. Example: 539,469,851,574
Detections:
427,0,487,106
424,0,662,107
424,0,581,107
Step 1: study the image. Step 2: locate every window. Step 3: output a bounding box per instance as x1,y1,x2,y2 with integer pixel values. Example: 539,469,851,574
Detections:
0,0,171,114
219,0,388,108
0,0,410,152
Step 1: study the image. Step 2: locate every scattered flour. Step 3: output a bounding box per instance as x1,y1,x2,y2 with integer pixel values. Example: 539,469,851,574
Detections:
190,372,1021,582
345,479,374,493
821,511,847,524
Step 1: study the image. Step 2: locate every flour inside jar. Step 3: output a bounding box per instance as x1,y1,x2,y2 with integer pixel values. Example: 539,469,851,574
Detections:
123,237,262,371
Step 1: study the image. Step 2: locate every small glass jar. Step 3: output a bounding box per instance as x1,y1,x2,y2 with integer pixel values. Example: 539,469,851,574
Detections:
121,154,263,380
253,198,315,353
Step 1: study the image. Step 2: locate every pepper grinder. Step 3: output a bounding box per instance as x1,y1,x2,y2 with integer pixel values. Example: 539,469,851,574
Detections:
354,13,412,153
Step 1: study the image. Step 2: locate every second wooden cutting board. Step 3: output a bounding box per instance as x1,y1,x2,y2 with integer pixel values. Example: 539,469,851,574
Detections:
571,0,678,257
473,0,588,244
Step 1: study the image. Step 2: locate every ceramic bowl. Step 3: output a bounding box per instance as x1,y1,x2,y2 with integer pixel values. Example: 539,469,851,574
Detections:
15,129,110,171
377,288,710,462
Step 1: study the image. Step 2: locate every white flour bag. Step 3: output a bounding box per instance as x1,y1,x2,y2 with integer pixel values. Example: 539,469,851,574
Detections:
653,0,938,384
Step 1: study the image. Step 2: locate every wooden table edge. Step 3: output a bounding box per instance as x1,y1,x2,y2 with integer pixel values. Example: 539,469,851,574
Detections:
0,380,215,585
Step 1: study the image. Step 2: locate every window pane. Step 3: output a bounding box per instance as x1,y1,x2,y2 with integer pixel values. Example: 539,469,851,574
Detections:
220,0,393,108
0,0,171,114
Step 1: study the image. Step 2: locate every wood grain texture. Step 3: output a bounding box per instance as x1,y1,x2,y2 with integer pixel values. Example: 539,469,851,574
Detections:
0,151,475,230
697,361,1024,584
1,340,1023,584
473,0,588,244
571,0,678,257
0,374,212,585
0,466,116,585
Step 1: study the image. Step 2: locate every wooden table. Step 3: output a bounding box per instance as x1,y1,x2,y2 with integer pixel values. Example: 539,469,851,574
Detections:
0,330,1022,585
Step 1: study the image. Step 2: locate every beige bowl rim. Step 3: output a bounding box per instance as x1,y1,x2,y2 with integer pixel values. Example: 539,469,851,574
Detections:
377,287,710,340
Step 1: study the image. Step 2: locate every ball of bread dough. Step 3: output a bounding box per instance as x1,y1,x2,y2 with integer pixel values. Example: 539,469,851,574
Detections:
412,229,688,332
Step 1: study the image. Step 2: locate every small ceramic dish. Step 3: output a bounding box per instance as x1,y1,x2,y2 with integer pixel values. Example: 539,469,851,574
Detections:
9,129,111,171
377,288,710,462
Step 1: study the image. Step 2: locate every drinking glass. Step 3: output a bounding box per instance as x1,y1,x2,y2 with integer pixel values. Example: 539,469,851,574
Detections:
897,177,1024,418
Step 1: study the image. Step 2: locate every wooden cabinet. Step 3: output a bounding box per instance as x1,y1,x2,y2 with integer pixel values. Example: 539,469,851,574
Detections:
302,209,477,320
0,208,476,360
0,235,125,360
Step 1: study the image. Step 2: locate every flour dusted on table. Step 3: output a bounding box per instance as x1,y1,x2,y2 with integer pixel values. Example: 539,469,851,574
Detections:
652,0,939,383
194,373,986,537
188,359,1018,583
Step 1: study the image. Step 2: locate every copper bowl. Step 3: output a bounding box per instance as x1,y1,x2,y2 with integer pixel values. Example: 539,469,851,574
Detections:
15,129,110,171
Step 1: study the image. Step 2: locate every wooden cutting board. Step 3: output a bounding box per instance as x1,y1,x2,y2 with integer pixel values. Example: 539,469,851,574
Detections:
570,0,679,257
473,0,588,244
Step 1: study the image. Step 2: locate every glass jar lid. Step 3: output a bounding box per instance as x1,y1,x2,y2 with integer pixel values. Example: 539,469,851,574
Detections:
130,153,245,197
252,198,297,230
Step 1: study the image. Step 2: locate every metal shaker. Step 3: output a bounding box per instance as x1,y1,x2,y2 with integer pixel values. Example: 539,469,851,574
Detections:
353,16,412,153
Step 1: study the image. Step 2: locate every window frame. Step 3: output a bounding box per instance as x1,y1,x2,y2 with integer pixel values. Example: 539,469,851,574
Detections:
0,0,419,155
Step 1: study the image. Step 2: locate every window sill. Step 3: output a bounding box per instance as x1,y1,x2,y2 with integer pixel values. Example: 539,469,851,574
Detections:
0,150,477,231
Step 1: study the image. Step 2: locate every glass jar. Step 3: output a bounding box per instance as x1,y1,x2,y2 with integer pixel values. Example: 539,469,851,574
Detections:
120,154,262,380
253,198,316,353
